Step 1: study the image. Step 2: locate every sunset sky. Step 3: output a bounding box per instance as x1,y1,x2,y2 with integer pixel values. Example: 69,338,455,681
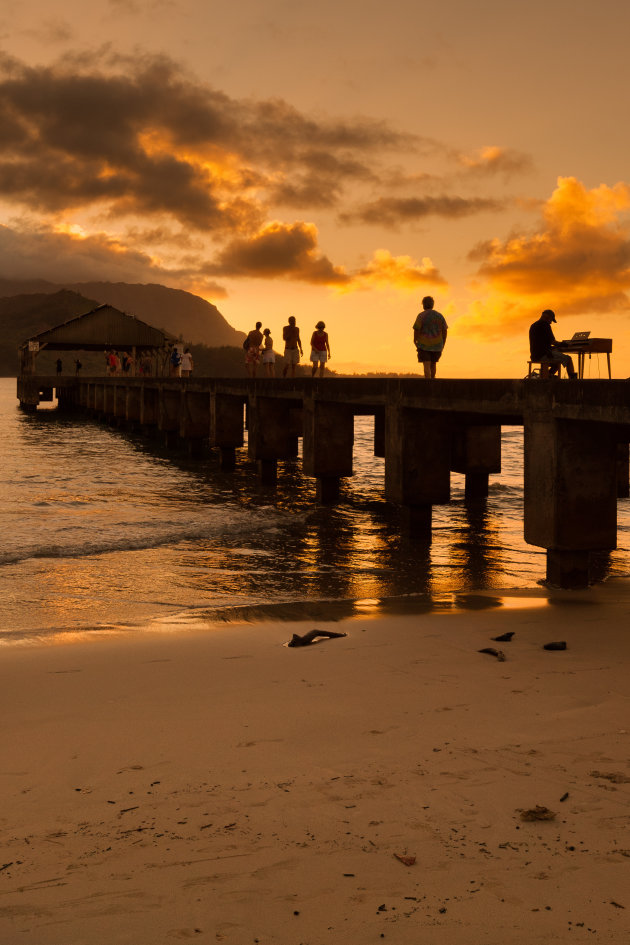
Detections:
2,0,630,376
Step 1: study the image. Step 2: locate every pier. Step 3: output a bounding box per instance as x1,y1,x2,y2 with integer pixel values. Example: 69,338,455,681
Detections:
17,375,630,588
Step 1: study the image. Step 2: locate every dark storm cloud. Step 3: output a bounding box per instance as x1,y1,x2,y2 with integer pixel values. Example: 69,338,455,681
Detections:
0,51,412,231
0,51,535,289
267,149,377,208
205,222,349,285
342,194,506,227
0,53,253,231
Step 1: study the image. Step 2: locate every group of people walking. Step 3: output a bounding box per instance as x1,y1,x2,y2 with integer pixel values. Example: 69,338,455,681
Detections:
244,318,331,378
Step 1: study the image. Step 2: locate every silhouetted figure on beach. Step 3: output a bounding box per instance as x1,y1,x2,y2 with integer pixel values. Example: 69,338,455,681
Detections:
529,310,577,378
74,359,82,376
282,316,303,377
56,358,62,375
310,321,331,377
413,296,448,378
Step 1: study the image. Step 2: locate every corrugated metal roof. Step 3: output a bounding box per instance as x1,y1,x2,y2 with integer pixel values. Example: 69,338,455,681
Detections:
23,304,175,350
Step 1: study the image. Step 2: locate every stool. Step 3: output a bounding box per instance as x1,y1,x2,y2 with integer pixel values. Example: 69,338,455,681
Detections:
527,360,551,378
527,360,567,379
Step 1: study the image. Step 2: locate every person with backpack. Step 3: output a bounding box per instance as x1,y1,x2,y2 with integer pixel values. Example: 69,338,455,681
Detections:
244,322,263,377
169,346,182,377
413,296,448,379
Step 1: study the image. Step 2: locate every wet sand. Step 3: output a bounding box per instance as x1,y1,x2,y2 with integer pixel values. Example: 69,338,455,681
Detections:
1,583,630,944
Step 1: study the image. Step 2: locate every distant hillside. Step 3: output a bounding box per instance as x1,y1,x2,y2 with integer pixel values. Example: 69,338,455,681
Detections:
0,278,245,349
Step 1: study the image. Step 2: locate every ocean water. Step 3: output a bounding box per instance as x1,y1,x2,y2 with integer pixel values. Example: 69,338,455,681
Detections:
1,377,629,644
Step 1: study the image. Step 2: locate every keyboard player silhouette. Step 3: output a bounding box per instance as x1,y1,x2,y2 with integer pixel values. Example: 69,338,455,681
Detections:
528,309,578,378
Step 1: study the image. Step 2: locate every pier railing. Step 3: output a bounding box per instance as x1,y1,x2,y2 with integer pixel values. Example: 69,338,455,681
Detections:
17,375,630,588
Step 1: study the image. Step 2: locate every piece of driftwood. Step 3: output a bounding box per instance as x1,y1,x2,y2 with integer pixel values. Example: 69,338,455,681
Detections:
478,647,506,661
287,629,347,647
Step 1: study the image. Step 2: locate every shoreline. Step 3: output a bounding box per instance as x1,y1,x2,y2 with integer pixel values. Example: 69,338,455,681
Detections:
1,584,630,943
3,575,630,649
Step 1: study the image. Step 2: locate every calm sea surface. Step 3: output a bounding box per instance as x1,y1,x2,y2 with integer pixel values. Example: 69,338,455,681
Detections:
1,377,629,644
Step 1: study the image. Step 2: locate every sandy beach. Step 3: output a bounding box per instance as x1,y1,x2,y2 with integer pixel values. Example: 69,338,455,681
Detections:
1,583,630,944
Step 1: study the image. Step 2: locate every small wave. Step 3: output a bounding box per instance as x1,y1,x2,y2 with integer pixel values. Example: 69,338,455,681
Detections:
489,482,523,495
0,507,293,567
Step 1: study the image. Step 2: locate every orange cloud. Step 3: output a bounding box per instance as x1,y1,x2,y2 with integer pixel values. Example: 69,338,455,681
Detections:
457,176,630,339
205,221,349,285
457,145,534,178
346,250,447,292
205,224,448,292
0,51,527,298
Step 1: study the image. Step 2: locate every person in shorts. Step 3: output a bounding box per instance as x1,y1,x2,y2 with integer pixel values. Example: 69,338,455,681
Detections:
282,316,303,377
245,322,263,377
310,321,331,377
261,328,275,376
413,296,448,378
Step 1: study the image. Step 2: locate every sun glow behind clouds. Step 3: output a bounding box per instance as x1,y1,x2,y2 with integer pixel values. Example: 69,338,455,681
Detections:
53,221,87,237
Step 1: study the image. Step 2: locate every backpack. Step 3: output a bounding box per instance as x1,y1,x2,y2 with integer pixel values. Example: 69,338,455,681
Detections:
243,336,250,350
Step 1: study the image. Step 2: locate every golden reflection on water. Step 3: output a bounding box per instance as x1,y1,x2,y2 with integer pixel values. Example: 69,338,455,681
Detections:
497,596,549,610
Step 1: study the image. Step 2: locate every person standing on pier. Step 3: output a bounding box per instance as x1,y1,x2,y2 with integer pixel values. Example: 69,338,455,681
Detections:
245,322,264,377
261,329,276,376
528,309,577,378
55,358,62,375
169,345,182,377
310,321,331,377
281,316,303,377
413,296,448,378
181,348,194,377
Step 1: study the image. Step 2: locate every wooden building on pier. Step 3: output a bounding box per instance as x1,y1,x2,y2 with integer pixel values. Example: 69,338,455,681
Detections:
19,303,174,376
